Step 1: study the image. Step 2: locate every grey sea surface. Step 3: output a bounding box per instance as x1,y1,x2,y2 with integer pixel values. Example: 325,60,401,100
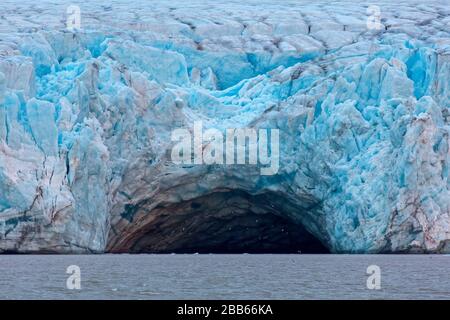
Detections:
0,254,449,299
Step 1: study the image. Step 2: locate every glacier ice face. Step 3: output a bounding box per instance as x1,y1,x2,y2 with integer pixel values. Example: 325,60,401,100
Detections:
0,0,449,253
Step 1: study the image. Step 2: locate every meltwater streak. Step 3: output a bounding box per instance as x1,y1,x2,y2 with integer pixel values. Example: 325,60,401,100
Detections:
0,254,449,299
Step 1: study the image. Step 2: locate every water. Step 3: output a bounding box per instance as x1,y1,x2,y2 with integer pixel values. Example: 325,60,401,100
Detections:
0,254,449,299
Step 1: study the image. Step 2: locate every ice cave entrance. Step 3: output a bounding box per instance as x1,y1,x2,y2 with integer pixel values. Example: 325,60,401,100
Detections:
109,190,329,254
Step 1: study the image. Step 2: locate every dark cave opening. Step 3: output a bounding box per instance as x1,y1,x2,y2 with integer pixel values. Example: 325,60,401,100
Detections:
112,190,329,254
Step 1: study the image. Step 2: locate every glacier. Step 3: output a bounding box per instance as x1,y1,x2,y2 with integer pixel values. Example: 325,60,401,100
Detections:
0,0,449,253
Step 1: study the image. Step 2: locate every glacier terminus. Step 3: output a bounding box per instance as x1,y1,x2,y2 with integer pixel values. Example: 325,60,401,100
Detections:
0,0,449,253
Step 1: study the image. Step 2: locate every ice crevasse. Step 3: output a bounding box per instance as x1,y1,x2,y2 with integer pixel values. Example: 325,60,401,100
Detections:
0,0,449,253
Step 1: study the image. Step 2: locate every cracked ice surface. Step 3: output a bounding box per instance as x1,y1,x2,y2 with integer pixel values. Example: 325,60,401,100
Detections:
0,0,449,253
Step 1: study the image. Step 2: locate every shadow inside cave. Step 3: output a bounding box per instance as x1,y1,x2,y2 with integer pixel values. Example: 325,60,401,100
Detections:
109,190,329,254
